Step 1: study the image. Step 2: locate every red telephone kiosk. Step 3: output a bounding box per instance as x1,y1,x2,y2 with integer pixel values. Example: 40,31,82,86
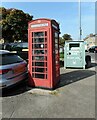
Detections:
28,18,60,89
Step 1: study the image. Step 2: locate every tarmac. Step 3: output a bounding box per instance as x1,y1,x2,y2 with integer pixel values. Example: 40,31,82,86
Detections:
1,53,96,119
1,68,95,118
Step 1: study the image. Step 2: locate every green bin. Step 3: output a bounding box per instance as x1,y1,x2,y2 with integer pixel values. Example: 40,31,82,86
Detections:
64,41,85,69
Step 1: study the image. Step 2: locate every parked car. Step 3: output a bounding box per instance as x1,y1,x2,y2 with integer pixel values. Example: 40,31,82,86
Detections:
3,43,18,51
3,42,28,61
11,42,28,61
11,42,28,51
0,50,28,89
88,46,97,53
0,44,4,50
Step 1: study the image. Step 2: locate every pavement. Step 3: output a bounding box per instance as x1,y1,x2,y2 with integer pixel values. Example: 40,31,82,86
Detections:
1,53,96,119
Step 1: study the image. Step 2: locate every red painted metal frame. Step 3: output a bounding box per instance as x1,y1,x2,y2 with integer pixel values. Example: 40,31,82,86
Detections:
28,18,60,89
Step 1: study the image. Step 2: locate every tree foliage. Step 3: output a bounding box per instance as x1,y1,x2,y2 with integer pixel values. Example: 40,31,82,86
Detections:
59,34,72,46
0,7,33,42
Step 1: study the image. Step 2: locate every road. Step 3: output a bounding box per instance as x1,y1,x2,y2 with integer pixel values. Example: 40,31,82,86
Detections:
1,53,96,119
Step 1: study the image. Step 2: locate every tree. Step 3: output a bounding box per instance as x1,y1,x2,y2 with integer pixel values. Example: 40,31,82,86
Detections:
59,34,72,46
62,34,72,40
0,7,33,42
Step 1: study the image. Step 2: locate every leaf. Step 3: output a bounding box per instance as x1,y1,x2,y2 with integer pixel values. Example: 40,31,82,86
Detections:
1,7,33,42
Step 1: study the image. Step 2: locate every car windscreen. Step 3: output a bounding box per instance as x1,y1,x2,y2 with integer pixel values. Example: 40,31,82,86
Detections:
0,53,24,65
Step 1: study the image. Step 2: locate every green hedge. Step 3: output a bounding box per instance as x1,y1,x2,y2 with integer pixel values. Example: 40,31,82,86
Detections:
60,52,64,59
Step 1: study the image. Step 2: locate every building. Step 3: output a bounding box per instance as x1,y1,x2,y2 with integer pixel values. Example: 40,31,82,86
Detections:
84,34,97,50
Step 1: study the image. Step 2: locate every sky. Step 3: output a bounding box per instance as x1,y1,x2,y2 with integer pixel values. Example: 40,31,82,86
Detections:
2,2,95,40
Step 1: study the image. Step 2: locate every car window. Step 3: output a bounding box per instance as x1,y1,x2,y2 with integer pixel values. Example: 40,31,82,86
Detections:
22,43,28,49
11,45,21,51
12,43,28,51
0,53,24,65
5,44,12,51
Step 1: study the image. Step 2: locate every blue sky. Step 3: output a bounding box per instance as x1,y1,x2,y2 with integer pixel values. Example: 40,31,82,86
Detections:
2,2,95,40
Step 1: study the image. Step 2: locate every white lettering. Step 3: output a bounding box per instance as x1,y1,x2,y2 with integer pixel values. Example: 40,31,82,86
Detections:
31,23,48,28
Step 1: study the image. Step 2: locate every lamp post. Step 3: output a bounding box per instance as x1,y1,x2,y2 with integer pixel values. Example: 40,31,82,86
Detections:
79,0,82,40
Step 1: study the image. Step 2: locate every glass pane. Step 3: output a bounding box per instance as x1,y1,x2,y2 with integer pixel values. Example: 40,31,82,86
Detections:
32,68,34,72
45,38,47,42
34,62,44,66
44,44,47,48
32,56,45,60
32,32,33,37
32,62,34,66
55,38,58,43
34,32,44,37
33,38,44,43
33,50,44,54
56,61,58,64
35,68,44,72
33,44,44,49
32,73,34,77
35,74,44,79
55,49,58,54
55,32,58,38
45,57,47,61
45,31,47,36
55,43,58,49
54,32,59,78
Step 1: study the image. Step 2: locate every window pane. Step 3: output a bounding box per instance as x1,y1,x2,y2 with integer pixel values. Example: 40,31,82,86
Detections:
45,31,47,36
32,56,45,60
35,68,44,72
55,38,58,43
33,44,44,49
32,32,33,37
32,73,34,77
45,38,47,42
34,32,44,37
55,32,58,38
55,49,58,54
32,68,34,72
33,38,44,43
35,74,44,79
44,44,47,48
33,50,44,54
32,62,44,66
55,44,58,49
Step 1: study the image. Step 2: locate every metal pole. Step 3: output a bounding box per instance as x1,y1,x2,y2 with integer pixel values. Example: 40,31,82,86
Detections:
79,0,82,40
